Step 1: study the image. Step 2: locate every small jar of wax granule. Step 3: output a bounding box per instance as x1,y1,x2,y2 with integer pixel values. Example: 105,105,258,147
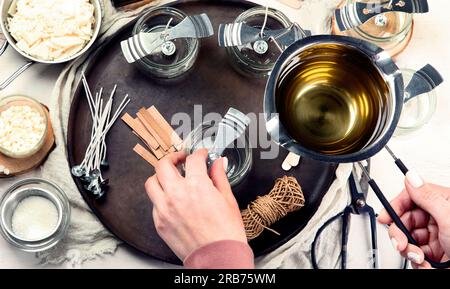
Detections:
0,95,48,158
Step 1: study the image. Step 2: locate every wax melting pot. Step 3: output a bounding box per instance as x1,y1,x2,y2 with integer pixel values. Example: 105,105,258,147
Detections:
121,7,214,79
264,34,448,268
218,6,310,78
332,0,429,57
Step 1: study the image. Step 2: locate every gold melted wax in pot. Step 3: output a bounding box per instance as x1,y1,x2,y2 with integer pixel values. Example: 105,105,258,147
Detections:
276,43,390,155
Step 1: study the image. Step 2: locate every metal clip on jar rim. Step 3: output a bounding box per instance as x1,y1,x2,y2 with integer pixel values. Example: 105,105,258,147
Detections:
219,6,309,78
183,110,252,188
334,0,429,31
332,0,421,57
122,7,213,79
396,64,443,135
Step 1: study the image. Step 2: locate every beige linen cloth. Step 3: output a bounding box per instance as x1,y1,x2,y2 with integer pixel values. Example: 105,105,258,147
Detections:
39,0,350,268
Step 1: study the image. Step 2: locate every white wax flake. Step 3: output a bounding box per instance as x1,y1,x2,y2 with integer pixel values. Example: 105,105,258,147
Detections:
0,164,8,175
7,0,95,61
12,196,59,240
0,105,46,155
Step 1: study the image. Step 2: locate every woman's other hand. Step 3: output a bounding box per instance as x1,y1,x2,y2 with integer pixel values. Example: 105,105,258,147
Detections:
378,171,450,269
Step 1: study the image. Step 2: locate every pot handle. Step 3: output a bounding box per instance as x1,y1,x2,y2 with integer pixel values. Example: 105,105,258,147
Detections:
0,42,35,91
335,0,429,31
404,64,443,103
0,40,7,56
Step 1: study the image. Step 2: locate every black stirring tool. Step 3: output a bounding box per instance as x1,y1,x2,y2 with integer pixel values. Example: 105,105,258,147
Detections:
358,146,450,269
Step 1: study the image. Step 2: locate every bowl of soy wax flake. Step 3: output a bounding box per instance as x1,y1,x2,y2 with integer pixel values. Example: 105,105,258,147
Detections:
0,178,70,252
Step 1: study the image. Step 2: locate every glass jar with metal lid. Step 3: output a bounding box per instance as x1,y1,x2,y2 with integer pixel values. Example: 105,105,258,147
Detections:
225,7,303,78
332,0,413,57
131,7,200,79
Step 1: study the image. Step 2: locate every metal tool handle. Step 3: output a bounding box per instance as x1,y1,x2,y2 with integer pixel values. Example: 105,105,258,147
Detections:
0,40,7,56
0,52,34,91
335,0,429,31
404,64,443,103
311,211,344,269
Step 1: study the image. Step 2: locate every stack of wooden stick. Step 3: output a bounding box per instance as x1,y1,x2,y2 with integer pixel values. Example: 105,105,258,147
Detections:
121,106,183,168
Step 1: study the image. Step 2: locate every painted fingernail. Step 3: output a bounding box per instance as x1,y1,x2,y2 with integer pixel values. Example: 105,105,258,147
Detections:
407,252,423,264
222,157,228,171
406,171,424,188
391,238,398,251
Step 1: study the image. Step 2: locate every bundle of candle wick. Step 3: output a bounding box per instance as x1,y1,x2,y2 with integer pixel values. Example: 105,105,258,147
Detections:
71,73,130,198
241,176,305,240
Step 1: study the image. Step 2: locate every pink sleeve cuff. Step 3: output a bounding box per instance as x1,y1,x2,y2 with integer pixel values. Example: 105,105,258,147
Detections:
184,240,255,269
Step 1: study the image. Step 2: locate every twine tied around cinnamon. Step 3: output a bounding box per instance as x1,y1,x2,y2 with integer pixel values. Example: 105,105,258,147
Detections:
241,176,305,240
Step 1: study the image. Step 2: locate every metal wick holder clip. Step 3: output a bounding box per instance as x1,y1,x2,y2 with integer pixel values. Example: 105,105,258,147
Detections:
335,0,429,31
404,64,443,103
207,108,251,168
218,15,310,55
121,13,214,63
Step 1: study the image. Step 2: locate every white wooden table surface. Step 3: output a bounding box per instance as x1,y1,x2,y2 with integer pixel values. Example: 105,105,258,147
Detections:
0,0,449,268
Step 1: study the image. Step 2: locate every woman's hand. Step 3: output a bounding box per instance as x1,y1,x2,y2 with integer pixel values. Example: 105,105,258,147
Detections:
378,171,450,269
145,149,247,261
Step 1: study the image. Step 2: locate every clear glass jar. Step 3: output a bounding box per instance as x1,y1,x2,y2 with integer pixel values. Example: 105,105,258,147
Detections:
332,0,413,57
0,95,48,159
226,7,296,78
132,7,200,79
184,121,252,187
0,178,71,252
395,69,437,135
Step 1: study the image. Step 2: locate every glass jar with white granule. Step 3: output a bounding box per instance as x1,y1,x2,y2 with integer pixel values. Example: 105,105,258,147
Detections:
0,179,71,252
0,95,48,158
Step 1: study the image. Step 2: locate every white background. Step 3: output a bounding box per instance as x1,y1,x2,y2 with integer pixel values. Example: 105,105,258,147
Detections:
0,0,449,268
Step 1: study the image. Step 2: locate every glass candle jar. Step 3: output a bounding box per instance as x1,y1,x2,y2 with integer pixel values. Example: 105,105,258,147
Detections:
226,7,298,78
332,0,413,57
132,7,200,79
184,121,252,187
0,95,48,159
395,69,438,135
0,178,71,252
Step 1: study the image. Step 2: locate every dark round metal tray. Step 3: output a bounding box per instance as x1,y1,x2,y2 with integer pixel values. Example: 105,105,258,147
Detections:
67,0,338,265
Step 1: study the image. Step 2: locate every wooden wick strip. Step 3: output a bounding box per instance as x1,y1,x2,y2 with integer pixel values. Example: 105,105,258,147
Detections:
147,106,183,150
132,131,165,160
133,144,158,167
136,108,170,151
122,113,160,150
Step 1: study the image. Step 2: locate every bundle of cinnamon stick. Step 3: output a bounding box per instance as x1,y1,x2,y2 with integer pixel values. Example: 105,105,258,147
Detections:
122,106,182,168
